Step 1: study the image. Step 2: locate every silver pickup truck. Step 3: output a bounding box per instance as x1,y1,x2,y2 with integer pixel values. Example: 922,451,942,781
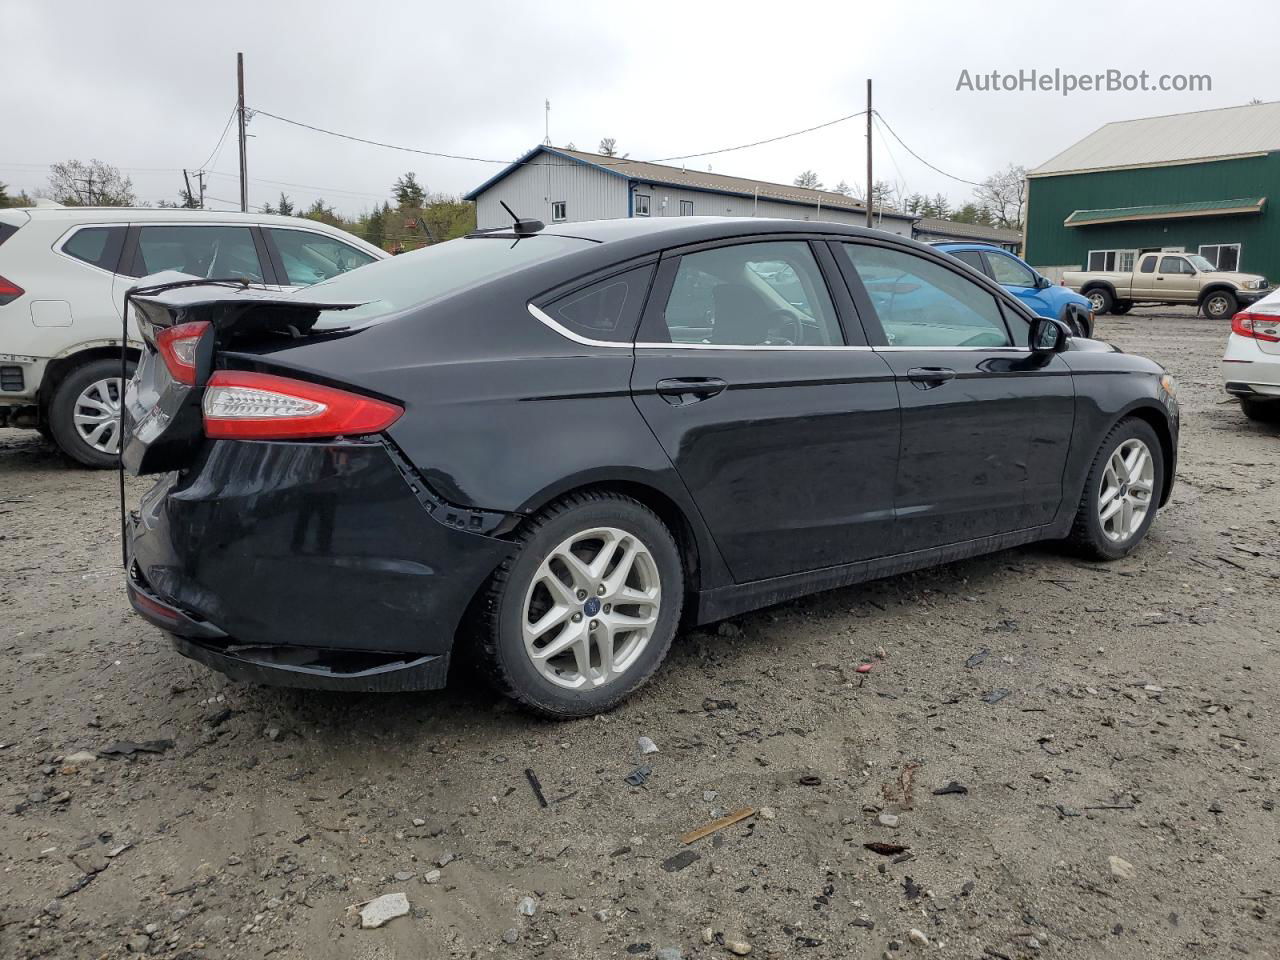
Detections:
1063,252,1269,319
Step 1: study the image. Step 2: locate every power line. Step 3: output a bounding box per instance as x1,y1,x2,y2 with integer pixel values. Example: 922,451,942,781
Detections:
872,111,983,187
249,106,868,168
195,103,240,173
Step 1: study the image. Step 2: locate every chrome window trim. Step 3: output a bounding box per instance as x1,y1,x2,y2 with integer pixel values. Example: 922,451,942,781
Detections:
528,304,871,351
53,222,129,278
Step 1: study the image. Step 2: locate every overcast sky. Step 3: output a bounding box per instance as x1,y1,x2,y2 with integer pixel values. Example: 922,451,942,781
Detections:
3,0,1273,216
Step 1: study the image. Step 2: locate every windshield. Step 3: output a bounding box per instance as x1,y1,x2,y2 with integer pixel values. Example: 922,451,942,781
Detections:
1186,254,1217,272
303,234,593,328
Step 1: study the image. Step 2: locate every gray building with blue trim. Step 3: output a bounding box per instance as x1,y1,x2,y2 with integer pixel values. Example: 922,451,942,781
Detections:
463,145,915,235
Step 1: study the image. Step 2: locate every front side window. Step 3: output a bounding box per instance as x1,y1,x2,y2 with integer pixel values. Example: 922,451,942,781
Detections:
1160,256,1193,274
268,228,376,286
542,265,653,343
985,252,1036,287
660,241,841,346
135,225,264,281
634,194,651,217
62,226,125,271
841,244,1011,348
552,201,567,222
679,200,694,216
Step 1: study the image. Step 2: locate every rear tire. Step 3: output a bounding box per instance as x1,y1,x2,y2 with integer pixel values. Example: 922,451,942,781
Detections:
1111,302,1132,315
47,358,135,469
475,491,684,719
1202,290,1238,319
1065,418,1164,561
1086,287,1113,315
1240,397,1280,423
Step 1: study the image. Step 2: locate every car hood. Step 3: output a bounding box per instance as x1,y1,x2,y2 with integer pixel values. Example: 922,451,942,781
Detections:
1207,271,1267,285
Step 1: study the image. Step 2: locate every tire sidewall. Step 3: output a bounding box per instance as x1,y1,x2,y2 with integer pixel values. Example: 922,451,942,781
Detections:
48,357,135,468
492,498,683,717
1079,419,1164,560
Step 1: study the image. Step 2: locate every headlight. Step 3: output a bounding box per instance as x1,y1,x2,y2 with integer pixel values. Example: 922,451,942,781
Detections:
1160,374,1178,397
1246,279,1266,290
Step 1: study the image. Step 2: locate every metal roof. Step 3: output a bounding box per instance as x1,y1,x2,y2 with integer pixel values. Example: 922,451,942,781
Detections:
465,145,915,221
1064,197,1266,227
912,217,1021,243
1030,101,1280,178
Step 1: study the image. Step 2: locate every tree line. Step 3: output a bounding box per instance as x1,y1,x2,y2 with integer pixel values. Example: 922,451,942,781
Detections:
791,163,1027,229
0,161,476,250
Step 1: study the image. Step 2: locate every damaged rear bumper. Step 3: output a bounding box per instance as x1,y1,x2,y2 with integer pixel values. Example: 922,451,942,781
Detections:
126,437,517,692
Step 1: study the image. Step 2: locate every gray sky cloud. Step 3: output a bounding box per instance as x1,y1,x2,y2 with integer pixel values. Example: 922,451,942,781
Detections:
3,0,1272,216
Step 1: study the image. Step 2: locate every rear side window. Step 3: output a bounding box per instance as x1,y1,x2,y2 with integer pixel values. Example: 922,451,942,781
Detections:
951,250,987,274
542,265,654,343
62,226,125,271
1139,256,1157,273
0,223,18,248
135,225,264,282
267,228,376,286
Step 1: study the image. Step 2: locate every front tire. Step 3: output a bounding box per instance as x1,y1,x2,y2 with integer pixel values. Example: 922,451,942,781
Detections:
1065,418,1164,561
1086,288,1114,315
48,358,136,468
476,491,684,718
1202,290,1238,319
1111,302,1132,315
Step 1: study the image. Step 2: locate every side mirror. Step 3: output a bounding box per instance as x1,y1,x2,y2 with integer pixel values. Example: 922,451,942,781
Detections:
1030,316,1071,354
1035,274,1052,289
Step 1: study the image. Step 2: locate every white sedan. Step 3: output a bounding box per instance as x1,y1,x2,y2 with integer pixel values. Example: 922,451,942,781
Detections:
1223,287,1280,422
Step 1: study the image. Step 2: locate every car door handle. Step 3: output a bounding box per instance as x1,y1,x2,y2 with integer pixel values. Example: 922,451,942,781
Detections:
655,377,728,405
906,367,956,389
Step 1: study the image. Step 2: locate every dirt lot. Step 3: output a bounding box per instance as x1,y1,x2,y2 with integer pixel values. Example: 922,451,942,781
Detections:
2,311,1278,960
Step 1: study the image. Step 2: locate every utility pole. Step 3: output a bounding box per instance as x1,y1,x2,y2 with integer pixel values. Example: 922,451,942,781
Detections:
865,79,873,229
542,99,552,146
183,169,195,208
237,52,248,212
196,170,206,208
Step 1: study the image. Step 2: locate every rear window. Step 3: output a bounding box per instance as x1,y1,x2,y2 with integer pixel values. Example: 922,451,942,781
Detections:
62,226,126,270
305,234,592,327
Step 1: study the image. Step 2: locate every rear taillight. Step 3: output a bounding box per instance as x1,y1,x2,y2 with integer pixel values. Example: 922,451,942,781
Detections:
155,321,211,385
0,274,24,306
1231,311,1280,343
202,371,403,440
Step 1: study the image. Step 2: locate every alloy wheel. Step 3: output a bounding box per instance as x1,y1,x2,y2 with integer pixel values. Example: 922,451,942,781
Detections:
72,377,123,454
1088,292,1106,312
1205,295,1230,318
1097,438,1155,542
521,526,662,690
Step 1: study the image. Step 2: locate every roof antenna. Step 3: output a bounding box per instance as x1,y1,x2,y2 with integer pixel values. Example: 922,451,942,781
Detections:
466,200,544,238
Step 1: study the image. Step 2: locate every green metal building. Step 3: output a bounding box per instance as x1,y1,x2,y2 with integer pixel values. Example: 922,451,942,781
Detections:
1025,101,1280,281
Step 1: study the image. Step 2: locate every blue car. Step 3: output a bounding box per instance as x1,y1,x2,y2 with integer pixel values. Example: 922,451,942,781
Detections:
933,242,1094,338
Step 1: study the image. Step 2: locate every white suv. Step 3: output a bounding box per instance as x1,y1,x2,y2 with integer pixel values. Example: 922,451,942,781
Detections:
0,206,386,466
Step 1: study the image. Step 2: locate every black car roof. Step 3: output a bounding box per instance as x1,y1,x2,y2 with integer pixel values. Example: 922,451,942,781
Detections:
540,215,889,245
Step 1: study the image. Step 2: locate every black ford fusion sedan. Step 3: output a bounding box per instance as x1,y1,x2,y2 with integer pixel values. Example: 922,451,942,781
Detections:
122,216,1179,718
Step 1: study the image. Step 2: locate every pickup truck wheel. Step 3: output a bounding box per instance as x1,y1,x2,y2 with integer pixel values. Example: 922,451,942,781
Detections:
1203,291,1238,319
1111,302,1132,315
48,357,136,469
1086,288,1113,314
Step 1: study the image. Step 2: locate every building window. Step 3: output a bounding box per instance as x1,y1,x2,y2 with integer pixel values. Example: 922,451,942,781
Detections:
1087,249,1138,273
1199,243,1241,271
679,200,694,216
552,201,567,223
635,193,650,217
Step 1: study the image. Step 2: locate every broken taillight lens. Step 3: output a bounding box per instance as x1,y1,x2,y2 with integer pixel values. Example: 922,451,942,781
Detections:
202,371,403,440
155,321,211,385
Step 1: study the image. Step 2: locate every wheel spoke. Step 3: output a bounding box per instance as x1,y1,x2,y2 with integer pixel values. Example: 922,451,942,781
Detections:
608,608,658,631
1099,495,1123,523
601,540,640,596
1120,498,1134,534
531,619,585,661
524,603,572,643
536,566,577,607
592,628,615,684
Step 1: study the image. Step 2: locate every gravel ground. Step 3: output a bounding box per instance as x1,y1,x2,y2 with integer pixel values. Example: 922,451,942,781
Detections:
2,311,1278,960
